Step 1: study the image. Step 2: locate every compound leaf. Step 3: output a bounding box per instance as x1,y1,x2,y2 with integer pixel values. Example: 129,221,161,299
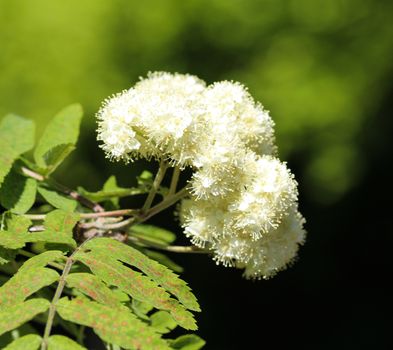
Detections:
65,273,123,308
3,334,41,350
18,250,64,272
0,170,37,214
131,224,176,245
0,211,78,249
74,238,198,330
0,216,32,249
34,104,82,174
37,186,77,211
168,335,205,350
47,335,86,350
57,297,170,350
0,267,59,308
0,299,50,336
85,238,199,311
0,114,35,186
150,311,178,334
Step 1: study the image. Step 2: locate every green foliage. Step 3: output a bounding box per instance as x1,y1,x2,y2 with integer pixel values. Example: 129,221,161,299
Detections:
65,273,124,308
34,104,83,175
0,247,17,266
131,224,176,245
0,299,50,336
0,170,37,214
37,186,77,211
18,251,64,272
47,335,86,350
168,335,205,350
57,297,170,350
0,108,204,348
74,238,198,330
0,266,59,307
0,114,35,186
78,175,144,207
3,334,41,350
150,311,178,334
0,211,78,249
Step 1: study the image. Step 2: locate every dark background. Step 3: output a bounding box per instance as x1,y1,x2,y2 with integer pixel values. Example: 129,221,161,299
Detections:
1,1,392,349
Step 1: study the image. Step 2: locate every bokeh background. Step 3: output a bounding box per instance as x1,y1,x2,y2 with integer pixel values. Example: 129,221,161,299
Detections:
1,1,392,349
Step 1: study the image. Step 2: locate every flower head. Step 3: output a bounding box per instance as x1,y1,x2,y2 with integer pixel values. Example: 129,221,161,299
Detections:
97,71,306,279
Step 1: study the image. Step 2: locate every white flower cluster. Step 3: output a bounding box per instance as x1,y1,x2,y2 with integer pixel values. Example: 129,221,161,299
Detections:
97,72,306,279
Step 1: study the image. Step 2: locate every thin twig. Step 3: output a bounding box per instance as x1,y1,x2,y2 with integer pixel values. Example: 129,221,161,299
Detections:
168,166,180,196
80,217,136,230
41,237,93,350
24,209,139,221
142,160,168,211
139,186,189,224
128,235,208,254
20,166,104,213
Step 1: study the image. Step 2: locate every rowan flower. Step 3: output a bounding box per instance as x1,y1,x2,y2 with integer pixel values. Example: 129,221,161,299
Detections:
97,71,306,279
214,207,306,279
180,154,302,278
201,81,277,156
97,72,206,164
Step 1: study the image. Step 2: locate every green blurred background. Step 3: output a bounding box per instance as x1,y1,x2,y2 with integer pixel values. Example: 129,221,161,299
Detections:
1,1,392,349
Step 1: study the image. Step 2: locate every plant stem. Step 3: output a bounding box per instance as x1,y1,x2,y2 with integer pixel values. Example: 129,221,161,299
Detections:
142,160,168,211
41,238,91,350
20,166,104,213
140,186,189,223
25,209,139,221
168,166,180,196
77,325,85,345
128,235,208,254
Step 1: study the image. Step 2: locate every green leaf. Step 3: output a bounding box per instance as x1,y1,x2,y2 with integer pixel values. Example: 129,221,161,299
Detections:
144,250,184,273
150,311,177,334
0,216,32,249
37,186,77,211
169,335,205,350
85,238,199,311
0,211,78,249
0,299,50,336
47,335,86,350
137,170,153,187
0,323,38,347
18,250,64,272
131,299,154,321
3,334,41,350
0,114,35,186
66,273,124,308
78,176,144,205
39,143,75,175
57,297,170,350
74,250,196,330
0,170,37,214
0,247,17,265
29,210,79,248
0,267,59,307
131,224,176,245
33,104,83,174
44,209,79,233
75,238,198,330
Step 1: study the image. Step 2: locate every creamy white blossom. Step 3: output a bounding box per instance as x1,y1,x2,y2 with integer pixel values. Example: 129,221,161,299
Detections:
97,71,306,279
201,81,276,156
214,207,306,279
97,72,206,164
